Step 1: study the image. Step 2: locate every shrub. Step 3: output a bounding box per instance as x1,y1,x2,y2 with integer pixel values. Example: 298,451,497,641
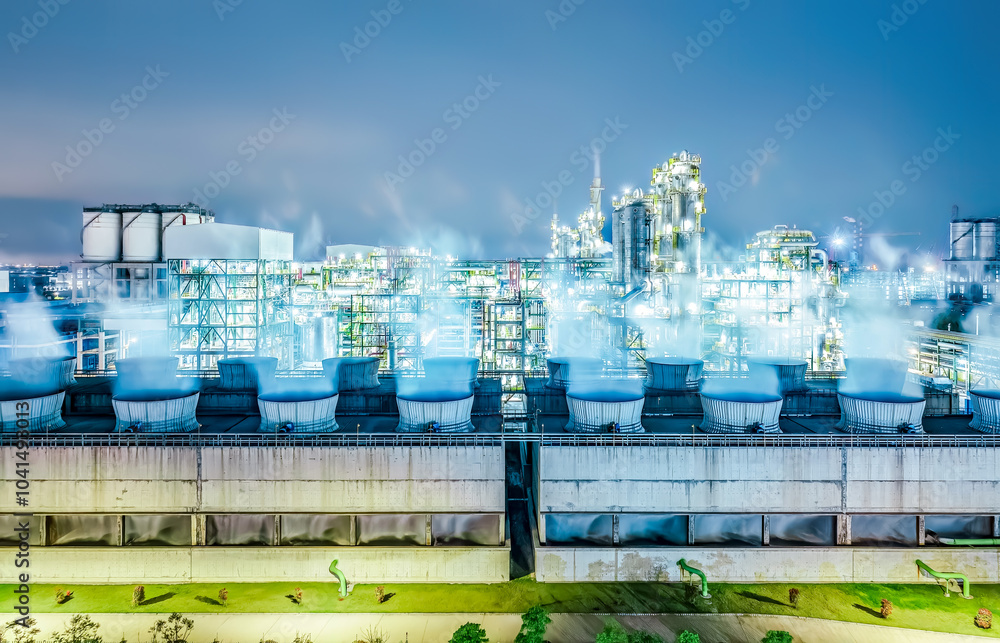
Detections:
761,632,792,643
677,632,701,643
51,615,102,643
293,587,303,604
149,613,194,643
976,608,993,629
291,635,313,643
356,626,389,643
880,599,893,619
132,585,145,607
788,588,799,608
218,588,228,607
2,616,41,643
595,620,628,643
449,623,489,643
627,631,663,643
374,585,385,604
514,606,551,643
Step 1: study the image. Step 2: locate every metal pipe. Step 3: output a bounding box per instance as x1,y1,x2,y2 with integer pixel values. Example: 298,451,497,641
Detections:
329,558,349,598
938,537,1000,546
915,559,973,599
678,558,711,599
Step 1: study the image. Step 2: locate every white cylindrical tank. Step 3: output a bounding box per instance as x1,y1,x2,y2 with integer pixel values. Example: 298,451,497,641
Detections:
82,210,122,261
975,221,997,260
161,209,209,237
950,221,974,260
122,209,162,262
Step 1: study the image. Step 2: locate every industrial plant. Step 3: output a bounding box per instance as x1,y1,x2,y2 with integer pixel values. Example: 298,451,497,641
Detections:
3,150,1000,592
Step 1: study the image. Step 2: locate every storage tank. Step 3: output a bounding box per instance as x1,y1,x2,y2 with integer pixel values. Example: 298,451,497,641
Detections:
161,207,209,235
974,220,997,260
122,208,162,262
82,209,122,261
950,220,974,260
299,313,338,363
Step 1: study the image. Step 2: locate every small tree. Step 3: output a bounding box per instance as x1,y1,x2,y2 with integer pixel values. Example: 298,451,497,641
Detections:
2,616,41,643
293,587,303,604
132,585,146,607
514,606,551,643
449,623,489,643
51,615,103,643
595,620,628,643
676,632,701,643
880,599,893,619
976,608,993,629
217,588,228,607
54,587,74,604
149,613,194,643
761,632,793,643
374,586,385,604
788,588,799,609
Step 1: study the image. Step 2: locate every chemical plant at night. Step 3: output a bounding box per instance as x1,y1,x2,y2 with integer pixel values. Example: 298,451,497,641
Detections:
3,151,1000,594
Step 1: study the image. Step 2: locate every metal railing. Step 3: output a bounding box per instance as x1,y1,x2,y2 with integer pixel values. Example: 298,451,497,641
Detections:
4,430,998,449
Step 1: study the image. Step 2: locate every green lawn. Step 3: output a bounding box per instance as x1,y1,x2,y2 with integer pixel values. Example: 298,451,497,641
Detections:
3,580,998,638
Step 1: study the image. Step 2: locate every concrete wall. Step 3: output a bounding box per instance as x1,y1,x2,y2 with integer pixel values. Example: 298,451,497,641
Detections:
536,546,1000,583
0,445,505,514
16,546,509,584
539,446,1000,515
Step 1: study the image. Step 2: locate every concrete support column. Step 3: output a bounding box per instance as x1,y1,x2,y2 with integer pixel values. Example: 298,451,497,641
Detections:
762,515,770,546
350,515,357,546
425,514,432,547
993,515,1000,538
538,512,546,545
917,515,926,546
499,512,506,547
39,515,47,546
688,515,696,546
837,514,851,546
116,515,124,546
194,514,206,546
612,514,620,546
273,515,281,547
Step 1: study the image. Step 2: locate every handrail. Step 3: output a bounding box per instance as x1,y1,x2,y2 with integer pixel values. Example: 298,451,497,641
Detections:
678,558,711,599
915,559,973,599
3,431,999,449
938,537,1000,546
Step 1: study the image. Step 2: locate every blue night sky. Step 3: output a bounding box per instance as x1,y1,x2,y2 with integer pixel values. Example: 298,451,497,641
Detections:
1,0,998,264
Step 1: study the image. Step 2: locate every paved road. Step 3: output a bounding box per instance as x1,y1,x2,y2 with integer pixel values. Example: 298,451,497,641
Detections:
21,612,990,642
